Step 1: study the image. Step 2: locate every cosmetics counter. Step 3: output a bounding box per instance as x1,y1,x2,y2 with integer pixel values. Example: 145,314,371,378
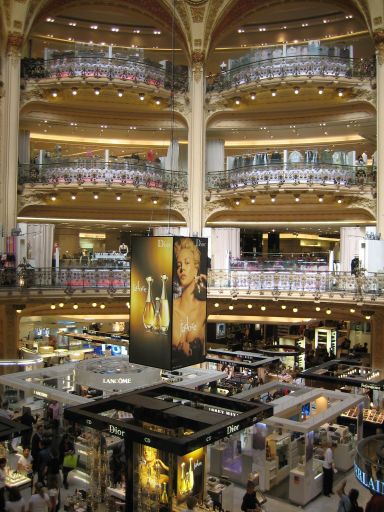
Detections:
0,416,32,491
257,344,305,372
64,384,273,512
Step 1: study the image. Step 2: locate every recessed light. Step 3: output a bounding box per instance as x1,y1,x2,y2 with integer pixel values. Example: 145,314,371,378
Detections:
137,195,142,202
250,92,256,100
214,303,219,308
139,93,145,101
281,304,287,310
73,303,79,310
90,25,98,30
93,192,99,199
247,304,252,309
94,87,101,95
50,304,56,310
152,197,158,205
50,194,57,201
71,193,77,200
315,306,321,312
71,87,78,96
293,307,298,313
271,89,277,97
51,89,58,97
350,308,355,313
260,305,266,311
117,89,123,97
58,302,64,308
326,308,332,315
318,86,324,95
100,303,106,309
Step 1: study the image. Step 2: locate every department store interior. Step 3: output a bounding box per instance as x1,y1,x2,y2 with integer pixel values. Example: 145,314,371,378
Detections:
0,0,384,511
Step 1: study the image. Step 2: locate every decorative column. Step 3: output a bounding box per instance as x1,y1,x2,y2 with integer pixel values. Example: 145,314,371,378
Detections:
18,129,30,165
0,305,19,360
339,227,365,272
375,32,384,236
371,312,384,370
0,34,23,239
188,51,205,236
210,228,240,270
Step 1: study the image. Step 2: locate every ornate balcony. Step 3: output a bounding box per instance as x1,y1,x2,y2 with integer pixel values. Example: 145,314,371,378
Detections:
21,57,189,92
206,56,375,92
206,163,375,192
19,160,188,193
0,268,383,305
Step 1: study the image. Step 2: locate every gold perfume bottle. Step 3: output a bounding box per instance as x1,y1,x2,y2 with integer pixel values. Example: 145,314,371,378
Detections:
159,274,170,333
180,462,187,495
143,276,155,330
160,482,168,504
187,457,194,492
153,297,161,332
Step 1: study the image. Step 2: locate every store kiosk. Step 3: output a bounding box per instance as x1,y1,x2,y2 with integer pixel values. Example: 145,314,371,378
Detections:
0,416,32,490
65,383,272,512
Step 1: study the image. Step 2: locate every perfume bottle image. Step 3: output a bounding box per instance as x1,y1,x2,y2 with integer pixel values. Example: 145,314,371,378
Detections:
180,462,188,495
160,482,168,504
153,297,161,333
187,457,194,492
159,274,170,333
143,276,155,330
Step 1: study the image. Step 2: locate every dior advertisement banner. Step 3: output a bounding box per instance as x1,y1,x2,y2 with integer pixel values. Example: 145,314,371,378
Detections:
130,236,208,370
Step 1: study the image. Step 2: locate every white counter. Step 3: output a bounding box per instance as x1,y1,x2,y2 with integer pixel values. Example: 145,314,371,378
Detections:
289,465,323,506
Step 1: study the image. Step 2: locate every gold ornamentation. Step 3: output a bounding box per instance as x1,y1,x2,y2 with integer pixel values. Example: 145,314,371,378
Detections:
7,32,23,56
190,6,205,23
374,31,384,65
192,50,204,81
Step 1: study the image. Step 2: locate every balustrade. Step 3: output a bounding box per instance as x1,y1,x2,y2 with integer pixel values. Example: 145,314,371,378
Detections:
19,160,188,192
206,163,375,191
207,56,375,92
21,57,189,92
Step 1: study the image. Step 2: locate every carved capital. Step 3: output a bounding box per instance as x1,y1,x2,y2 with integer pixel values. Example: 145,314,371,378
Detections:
192,51,205,82
7,33,23,57
374,31,384,65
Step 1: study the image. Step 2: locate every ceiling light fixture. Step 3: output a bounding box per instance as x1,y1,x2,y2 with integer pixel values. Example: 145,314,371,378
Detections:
270,194,276,202
71,87,78,96
94,87,101,95
50,193,57,201
294,86,300,94
154,97,161,105
293,307,298,313
116,193,122,201
234,97,241,105
152,197,158,205
250,196,256,204
51,89,58,97
336,197,343,204
350,308,355,313
50,304,56,310
126,302,130,309
250,92,256,100
111,27,119,32
92,302,97,308
260,305,266,311
73,303,79,310
228,304,234,310
137,195,142,202
318,195,324,203
100,303,106,309
235,199,240,206
139,93,145,101
337,88,344,97
93,192,99,200
271,89,277,97
281,304,287,310
315,306,321,312
71,192,77,200
58,302,64,308
90,24,98,30
294,194,300,202
214,302,219,308
117,89,123,97
318,86,324,95
247,304,253,309
326,308,332,315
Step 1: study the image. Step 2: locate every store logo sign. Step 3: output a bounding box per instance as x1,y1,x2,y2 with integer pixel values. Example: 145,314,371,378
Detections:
226,424,240,435
158,239,171,249
109,424,125,437
361,383,382,391
354,463,384,494
102,377,132,384
34,390,48,398
143,437,151,444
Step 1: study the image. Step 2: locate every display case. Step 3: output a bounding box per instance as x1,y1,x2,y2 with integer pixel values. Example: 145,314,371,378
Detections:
265,433,291,489
289,459,323,505
315,328,337,354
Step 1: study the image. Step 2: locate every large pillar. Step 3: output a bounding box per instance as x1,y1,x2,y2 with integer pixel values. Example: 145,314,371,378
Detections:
0,305,19,359
339,227,365,272
0,34,23,240
375,33,384,236
210,228,240,270
371,312,384,370
18,129,30,165
206,139,224,173
188,52,205,236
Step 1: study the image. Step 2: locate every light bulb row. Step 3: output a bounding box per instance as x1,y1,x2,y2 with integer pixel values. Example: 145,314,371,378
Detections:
233,87,344,103
52,89,161,103
50,193,159,204
233,195,343,205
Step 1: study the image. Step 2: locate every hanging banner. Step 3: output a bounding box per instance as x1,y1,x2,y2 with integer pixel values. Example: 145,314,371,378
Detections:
130,236,208,370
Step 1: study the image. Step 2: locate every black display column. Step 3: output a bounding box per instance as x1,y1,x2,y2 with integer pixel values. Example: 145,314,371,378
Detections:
268,232,280,254
125,438,134,512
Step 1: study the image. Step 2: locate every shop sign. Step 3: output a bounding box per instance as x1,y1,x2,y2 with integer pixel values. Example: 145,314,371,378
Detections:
130,236,208,370
109,424,126,438
33,390,48,398
226,423,240,435
354,463,384,494
102,377,132,384
361,383,384,391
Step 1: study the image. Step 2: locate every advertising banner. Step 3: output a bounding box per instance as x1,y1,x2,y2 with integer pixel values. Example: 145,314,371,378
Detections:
130,236,208,370
177,448,205,502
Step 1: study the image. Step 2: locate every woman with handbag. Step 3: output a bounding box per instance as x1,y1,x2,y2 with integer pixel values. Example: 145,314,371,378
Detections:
59,434,76,490
241,481,262,512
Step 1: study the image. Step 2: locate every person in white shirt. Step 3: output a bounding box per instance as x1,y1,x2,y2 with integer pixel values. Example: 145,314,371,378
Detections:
322,441,334,497
5,487,26,512
17,448,33,478
28,483,50,512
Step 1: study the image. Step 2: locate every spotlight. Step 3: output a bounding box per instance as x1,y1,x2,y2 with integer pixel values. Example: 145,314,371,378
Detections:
71,87,78,96
92,302,97,308
281,304,287,310
94,87,101,95
250,196,256,204
93,192,99,199
318,86,324,95
336,197,343,204
293,86,300,94
337,88,344,97
234,97,241,105
229,304,234,310
154,97,161,105
247,304,253,309
250,92,256,100
293,307,298,313
315,306,321,312
260,305,266,311
137,195,142,202
294,194,300,202
71,193,77,200
139,93,145,101
235,199,240,206
50,304,56,310
100,303,106,309
214,303,219,308
270,194,276,202
58,302,64,308
350,308,355,313
271,89,277,97
50,194,57,201
326,308,332,315
51,89,58,97
116,193,122,201
152,197,158,205
318,195,324,203
117,89,124,97
73,303,79,310
365,314,371,320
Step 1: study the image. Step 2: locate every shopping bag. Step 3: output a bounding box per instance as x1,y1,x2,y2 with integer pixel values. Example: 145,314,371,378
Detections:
63,453,78,469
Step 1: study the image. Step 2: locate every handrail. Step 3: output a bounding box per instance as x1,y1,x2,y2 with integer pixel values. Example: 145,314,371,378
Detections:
19,161,188,191
21,56,189,92
206,55,375,92
206,163,375,191
0,268,382,301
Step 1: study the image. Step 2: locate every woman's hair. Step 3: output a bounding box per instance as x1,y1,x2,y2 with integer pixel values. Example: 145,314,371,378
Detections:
7,487,21,502
186,495,197,509
174,238,200,269
349,488,359,503
35,482,46,497
0,458,6,466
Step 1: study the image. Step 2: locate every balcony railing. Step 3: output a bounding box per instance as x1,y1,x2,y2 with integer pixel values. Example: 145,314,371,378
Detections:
1,268,383,302
19,161,188,192
206,163,375,191
206,55,375,92
21,57,189,92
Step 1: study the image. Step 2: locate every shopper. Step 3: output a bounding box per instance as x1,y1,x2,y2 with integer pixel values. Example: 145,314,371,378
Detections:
46,475,60,512
59,434,75,489
365,493,384,512
31,425,44,475
182,495,197,512
17,448,33,479
19,408,38,449
241,480,261,512
28,483,50,512
322,441,335,497
47,402,60,431
337,481,362,512
4,488,26,512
